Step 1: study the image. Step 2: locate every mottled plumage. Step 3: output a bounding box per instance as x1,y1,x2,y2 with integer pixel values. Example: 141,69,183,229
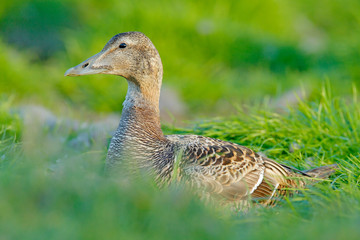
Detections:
65,31,337,207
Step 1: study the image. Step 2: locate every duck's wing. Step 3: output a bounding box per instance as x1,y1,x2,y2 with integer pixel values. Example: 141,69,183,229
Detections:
178,136,293,202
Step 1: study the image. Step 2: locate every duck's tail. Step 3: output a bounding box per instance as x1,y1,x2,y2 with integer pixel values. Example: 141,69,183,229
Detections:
303,163,339,179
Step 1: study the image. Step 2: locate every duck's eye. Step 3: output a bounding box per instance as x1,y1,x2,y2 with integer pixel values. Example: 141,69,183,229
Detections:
119,43,127,49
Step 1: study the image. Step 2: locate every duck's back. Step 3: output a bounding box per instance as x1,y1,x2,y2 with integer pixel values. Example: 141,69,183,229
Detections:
166,134,302,204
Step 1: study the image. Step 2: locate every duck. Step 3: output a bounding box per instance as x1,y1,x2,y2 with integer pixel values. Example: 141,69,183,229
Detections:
65,32,337,207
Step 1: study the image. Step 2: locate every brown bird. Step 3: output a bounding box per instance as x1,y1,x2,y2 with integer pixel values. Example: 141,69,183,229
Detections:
65,32,337,207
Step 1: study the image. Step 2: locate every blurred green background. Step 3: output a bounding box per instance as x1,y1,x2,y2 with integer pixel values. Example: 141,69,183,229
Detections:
1,0,359,116
1,1,360,240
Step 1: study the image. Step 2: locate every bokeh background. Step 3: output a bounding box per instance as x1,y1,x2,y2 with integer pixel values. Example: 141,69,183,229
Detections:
1,0,359,119
1,1,360,239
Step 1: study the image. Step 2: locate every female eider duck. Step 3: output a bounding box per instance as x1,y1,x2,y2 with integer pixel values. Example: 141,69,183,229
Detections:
65,32,337,206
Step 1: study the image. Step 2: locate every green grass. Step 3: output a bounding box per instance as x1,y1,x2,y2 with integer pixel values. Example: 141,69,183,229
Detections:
0,86,359,239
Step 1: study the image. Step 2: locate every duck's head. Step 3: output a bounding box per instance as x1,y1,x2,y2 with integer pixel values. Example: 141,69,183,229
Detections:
65,32,163,89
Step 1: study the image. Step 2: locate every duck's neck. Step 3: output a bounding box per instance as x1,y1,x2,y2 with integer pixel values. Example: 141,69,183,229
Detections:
123,79,161,112
115,77,165,147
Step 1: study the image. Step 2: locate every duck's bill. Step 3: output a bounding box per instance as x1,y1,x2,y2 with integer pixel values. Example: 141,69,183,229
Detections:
64,52,108,76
